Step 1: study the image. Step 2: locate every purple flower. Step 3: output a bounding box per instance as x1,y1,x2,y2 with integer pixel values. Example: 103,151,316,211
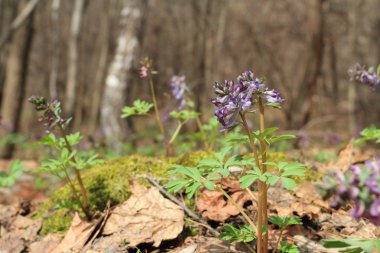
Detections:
352,200,365,218
212,70,284,130
348,63,380,90
370,198,380,217
170,75,190,110
328,158,380,225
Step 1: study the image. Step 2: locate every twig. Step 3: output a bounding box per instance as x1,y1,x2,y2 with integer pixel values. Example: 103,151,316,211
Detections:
143,175,219,236
0,0,41,50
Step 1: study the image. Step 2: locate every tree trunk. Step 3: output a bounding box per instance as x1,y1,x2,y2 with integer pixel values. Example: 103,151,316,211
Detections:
49,0,60,100
100,0,141,151
300,0,326,125
0,0,34,158
65,0,84,115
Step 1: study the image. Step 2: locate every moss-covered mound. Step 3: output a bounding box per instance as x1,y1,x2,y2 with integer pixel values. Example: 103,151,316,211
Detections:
37,151,209,235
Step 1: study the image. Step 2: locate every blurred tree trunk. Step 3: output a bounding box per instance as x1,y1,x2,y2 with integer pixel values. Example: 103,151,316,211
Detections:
192,0,211,116
300,0,326,125
101,0,141,151
347,0,362,134
65,0,84,115
49,0,60,100
0,0,34,158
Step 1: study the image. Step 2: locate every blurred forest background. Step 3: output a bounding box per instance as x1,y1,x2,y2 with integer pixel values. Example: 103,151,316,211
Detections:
0,0,379,158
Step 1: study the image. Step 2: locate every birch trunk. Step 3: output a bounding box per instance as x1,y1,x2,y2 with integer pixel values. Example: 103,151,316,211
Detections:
101,0,141,151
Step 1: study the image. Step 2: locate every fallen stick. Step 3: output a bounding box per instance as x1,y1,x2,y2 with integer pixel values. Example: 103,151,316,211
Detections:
143,175,219,236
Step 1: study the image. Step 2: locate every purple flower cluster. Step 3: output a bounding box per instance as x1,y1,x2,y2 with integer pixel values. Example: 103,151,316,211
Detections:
170,75,190,110
330,159,380,225
348,64,380,90
28,96,70,133
211,70,284,130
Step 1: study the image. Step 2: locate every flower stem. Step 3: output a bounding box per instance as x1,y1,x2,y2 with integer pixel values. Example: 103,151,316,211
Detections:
195,116,210,150
58,124,91,220
272,228,284,253
258,97,268,253
240,112,263,253
169,121,183,144
148,74,167,147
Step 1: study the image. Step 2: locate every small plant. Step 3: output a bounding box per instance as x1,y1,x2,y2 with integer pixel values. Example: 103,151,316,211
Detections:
29,96,103,220
121,99,153,118
0,160,25,187
125,60,206,155
167,70,306,253
355,124,380,145
268,216,302,253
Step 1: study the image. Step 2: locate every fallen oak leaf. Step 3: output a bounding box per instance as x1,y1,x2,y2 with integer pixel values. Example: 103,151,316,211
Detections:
102,181,184,247
50,213,97,253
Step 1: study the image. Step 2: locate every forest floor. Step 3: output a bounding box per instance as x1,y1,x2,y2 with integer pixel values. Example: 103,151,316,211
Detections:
0,141,379,253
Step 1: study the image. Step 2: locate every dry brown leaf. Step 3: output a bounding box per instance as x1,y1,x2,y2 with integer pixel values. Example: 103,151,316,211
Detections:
0,237,24,253
328,140,370,172
196,179,253,222
291,202,320,218
51,213,96,253
29,234,61,253
102,181,184,247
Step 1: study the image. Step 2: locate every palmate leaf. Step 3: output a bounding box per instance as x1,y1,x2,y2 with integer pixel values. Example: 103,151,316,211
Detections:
269,216,302,229
0,160,25,187
121,99,153,118
280,242,300,253
219,224,255,243
323,239,380,253
169,110,199,121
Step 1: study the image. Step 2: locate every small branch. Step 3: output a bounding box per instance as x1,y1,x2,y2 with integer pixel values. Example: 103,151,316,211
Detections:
143,175,219,236
0,0,41,50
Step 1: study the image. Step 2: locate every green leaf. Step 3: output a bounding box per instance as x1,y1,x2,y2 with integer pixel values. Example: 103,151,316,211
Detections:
165,179,190,193
185,181,202,199
172,165,202,181
323,239,380,253
266,174,280,186
198,157,221,168
219,225,255,243
239,174,259,189
215,146,231,162
269,216,302,229
121,100,153,118
280,242,300,253
281,177,298,190
38,133,57,147
0,160,25,187
169,110,199,121
268,134,297,144
203,180,215,190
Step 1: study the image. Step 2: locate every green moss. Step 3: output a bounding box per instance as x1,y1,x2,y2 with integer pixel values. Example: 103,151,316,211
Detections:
36,152,208,235
39,208,72,236
267,152,289,163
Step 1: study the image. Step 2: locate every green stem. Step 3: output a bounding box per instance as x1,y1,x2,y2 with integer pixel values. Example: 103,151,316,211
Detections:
148,74,166,143
218,187,257,233
272,228,284,253
240,112,263,253
195,116,210,149
244,242,257,253
62,168,90,220
258,97,268,253
58,124,91,219
169,121,183,144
